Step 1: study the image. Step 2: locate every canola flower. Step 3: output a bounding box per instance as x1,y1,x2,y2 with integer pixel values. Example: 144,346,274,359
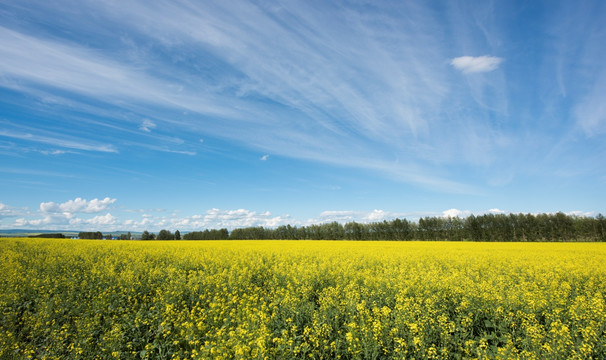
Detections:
1,238,605,359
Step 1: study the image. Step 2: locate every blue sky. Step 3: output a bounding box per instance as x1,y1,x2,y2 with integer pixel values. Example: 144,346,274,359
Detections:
1,0,605,231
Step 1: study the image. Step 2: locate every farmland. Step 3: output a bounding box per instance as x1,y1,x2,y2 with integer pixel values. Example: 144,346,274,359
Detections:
1,238,605,359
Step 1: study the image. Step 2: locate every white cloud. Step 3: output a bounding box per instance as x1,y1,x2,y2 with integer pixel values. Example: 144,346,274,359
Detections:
450,55,503,73
114,208,292,231
4,197,119,230
87,213,117,225
14,218,28,227
139,119,156,132
364,209,388,222
40,197,116,214
202,208,289,228
442,208,513,218
442,208,472,218
14,214,67,228
260,154,269,161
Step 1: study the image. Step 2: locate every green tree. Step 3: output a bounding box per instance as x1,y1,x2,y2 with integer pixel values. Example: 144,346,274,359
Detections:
157,229,174,240
141,230,154,240
174,230,181,240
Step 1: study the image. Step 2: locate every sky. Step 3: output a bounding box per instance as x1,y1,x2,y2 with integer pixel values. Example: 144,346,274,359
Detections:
1,0,605,232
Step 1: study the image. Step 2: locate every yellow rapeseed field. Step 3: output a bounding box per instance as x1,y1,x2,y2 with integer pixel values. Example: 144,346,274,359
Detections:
1,238,605,359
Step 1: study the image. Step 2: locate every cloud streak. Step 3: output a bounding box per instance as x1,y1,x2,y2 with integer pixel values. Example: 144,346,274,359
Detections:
0,129,118,153
0,2,473,191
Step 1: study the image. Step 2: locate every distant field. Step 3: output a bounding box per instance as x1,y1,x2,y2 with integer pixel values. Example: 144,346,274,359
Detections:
1,238,605,359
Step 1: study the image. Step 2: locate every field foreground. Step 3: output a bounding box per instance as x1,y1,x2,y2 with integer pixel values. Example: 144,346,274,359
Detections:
1,239,605,359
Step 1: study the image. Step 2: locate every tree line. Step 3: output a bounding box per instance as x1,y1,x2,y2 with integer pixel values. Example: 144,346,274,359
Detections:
140,229,181,240
137,212,605,242
79,231,132,240
28,233,66,239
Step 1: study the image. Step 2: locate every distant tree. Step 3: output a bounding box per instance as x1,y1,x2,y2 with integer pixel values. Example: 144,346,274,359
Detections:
105,234,113,240
127,231,131,240
157,229,174,240
230,227,267,240
29,233,65,239
174,230,181,240
141,230,155,240
344,222,364,240
78,231,103,239
597,214,606,241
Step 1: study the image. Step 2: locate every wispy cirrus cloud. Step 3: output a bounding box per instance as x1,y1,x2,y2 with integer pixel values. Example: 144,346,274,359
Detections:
0,0,604,205
0,129,117,153
0,2,471,191
574,70,606,136
0,25,239,118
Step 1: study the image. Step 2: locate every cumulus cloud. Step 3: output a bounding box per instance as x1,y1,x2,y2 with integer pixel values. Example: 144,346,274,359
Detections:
6,197,119,230
451,55,503,73
442,208,510,218
442,208,472,218
87,213,117,225
40,197,116,214
260,154,269,161
14,214,69,228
